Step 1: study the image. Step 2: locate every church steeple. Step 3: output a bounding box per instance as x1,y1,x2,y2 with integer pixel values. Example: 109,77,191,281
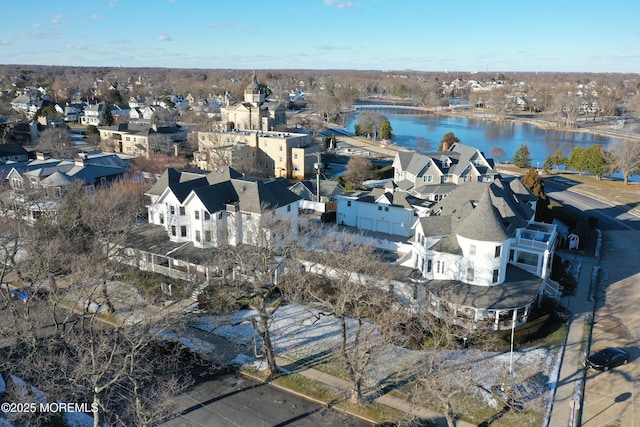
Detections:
244,71,265,105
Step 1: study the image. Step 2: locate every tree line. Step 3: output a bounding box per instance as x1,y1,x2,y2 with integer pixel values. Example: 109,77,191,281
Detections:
510,140,640,184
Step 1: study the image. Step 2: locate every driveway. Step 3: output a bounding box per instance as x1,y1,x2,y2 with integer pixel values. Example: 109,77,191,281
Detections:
582,230,640,426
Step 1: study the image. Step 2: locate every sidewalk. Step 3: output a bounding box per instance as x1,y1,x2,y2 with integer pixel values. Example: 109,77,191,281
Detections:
273,356,475,427
548,254,598,427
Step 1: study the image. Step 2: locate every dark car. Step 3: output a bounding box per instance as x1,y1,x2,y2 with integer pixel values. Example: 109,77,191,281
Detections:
585,347,630,371
320,211,336,222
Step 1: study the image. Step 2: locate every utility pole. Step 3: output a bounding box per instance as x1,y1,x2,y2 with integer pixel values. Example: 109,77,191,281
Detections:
314,152,323,203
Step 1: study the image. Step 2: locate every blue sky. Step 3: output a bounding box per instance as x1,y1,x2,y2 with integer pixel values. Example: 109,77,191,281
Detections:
1,0,639,72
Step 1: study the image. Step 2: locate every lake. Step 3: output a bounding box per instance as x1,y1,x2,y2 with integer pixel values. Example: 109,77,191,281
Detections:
344,111,624,170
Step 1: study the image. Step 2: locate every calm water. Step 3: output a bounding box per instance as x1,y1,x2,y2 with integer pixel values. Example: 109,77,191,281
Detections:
344,112,624,170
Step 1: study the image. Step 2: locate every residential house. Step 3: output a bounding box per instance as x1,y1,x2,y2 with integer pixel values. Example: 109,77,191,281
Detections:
146,167,301,248
0,143,30,164
10,95,32,115
63,103,85,123
407,178,558,330
80,103,105,126
129,105,162,121
2,152,130,222
392,142,497,201
98,122,189,157
288,178,345,209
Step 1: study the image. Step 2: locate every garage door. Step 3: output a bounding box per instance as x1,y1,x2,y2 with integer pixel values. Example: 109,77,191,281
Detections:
376,220,390,234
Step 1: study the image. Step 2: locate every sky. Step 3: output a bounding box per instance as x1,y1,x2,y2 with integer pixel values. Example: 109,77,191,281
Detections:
1,0,639,73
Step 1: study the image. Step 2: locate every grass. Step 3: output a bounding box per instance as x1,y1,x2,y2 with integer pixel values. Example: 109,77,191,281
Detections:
498,165,640,209
274,373,408,424
242,365,407,424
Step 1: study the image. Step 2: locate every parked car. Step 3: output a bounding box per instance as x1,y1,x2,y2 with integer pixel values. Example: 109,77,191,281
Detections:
320,211,336,222
585,347,630,371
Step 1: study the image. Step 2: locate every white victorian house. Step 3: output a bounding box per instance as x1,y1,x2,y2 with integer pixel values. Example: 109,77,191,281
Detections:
407,178,559,330
146,167,301,248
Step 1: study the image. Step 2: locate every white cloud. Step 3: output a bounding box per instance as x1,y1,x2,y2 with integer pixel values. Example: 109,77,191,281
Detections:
208,20,236,30
31,23,41,29
51,14,66,24
0,40,9,45
90,13,102,20
66,44,87,50
323,0,356,9
154,34,172,42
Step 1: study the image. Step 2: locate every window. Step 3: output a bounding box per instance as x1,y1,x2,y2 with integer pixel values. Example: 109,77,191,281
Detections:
467,268,474,282
347,201,352,207
495,245,502,258
294,154,298,160
470,244,476,256
179,206,186,216
378,206,382,211
218,212,224,219
180,226,187,237
422,175,433,183
205,231,211,242
171,225,176,236
427,259,432,273
194,210,200,220
384,207,389,212
159,213,164,224
517,252,539,266
195,230,201,242
169,206,175,215
493,269,500,283
287,205,291,212
204,211,210,220
279,145,283,151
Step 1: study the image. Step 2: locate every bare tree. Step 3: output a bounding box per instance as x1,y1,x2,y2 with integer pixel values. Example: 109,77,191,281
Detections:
0,179,194,426
414,136,431,154
284,231,397,403
204,216,300,380
489,146,506,164
34,127,78,158
401,308,500,427
607,139,640,184
344,155,373,187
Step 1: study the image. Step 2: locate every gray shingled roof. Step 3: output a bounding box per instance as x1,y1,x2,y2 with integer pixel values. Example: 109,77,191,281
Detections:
423,178,535,247
418,215,453,237
426,264,543,310
40,171,72,187
456,187,510,241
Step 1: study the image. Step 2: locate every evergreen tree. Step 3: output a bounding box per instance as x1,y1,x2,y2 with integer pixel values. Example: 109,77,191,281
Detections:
566,146,586,174
583,144,608,179
512,143,532,168
543,149,567,172
100,103,114,126
380,119,393,140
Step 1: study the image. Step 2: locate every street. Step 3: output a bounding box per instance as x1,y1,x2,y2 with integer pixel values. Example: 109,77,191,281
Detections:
161,370,371,427
543,179,640,426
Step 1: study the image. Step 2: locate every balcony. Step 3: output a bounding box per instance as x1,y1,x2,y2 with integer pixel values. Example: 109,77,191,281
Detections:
515,222,556,251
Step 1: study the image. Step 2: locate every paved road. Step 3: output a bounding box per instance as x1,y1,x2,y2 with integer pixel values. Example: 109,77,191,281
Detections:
161,370,371,427
582,230,640,427
544,178,640,231
543,180,640,426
